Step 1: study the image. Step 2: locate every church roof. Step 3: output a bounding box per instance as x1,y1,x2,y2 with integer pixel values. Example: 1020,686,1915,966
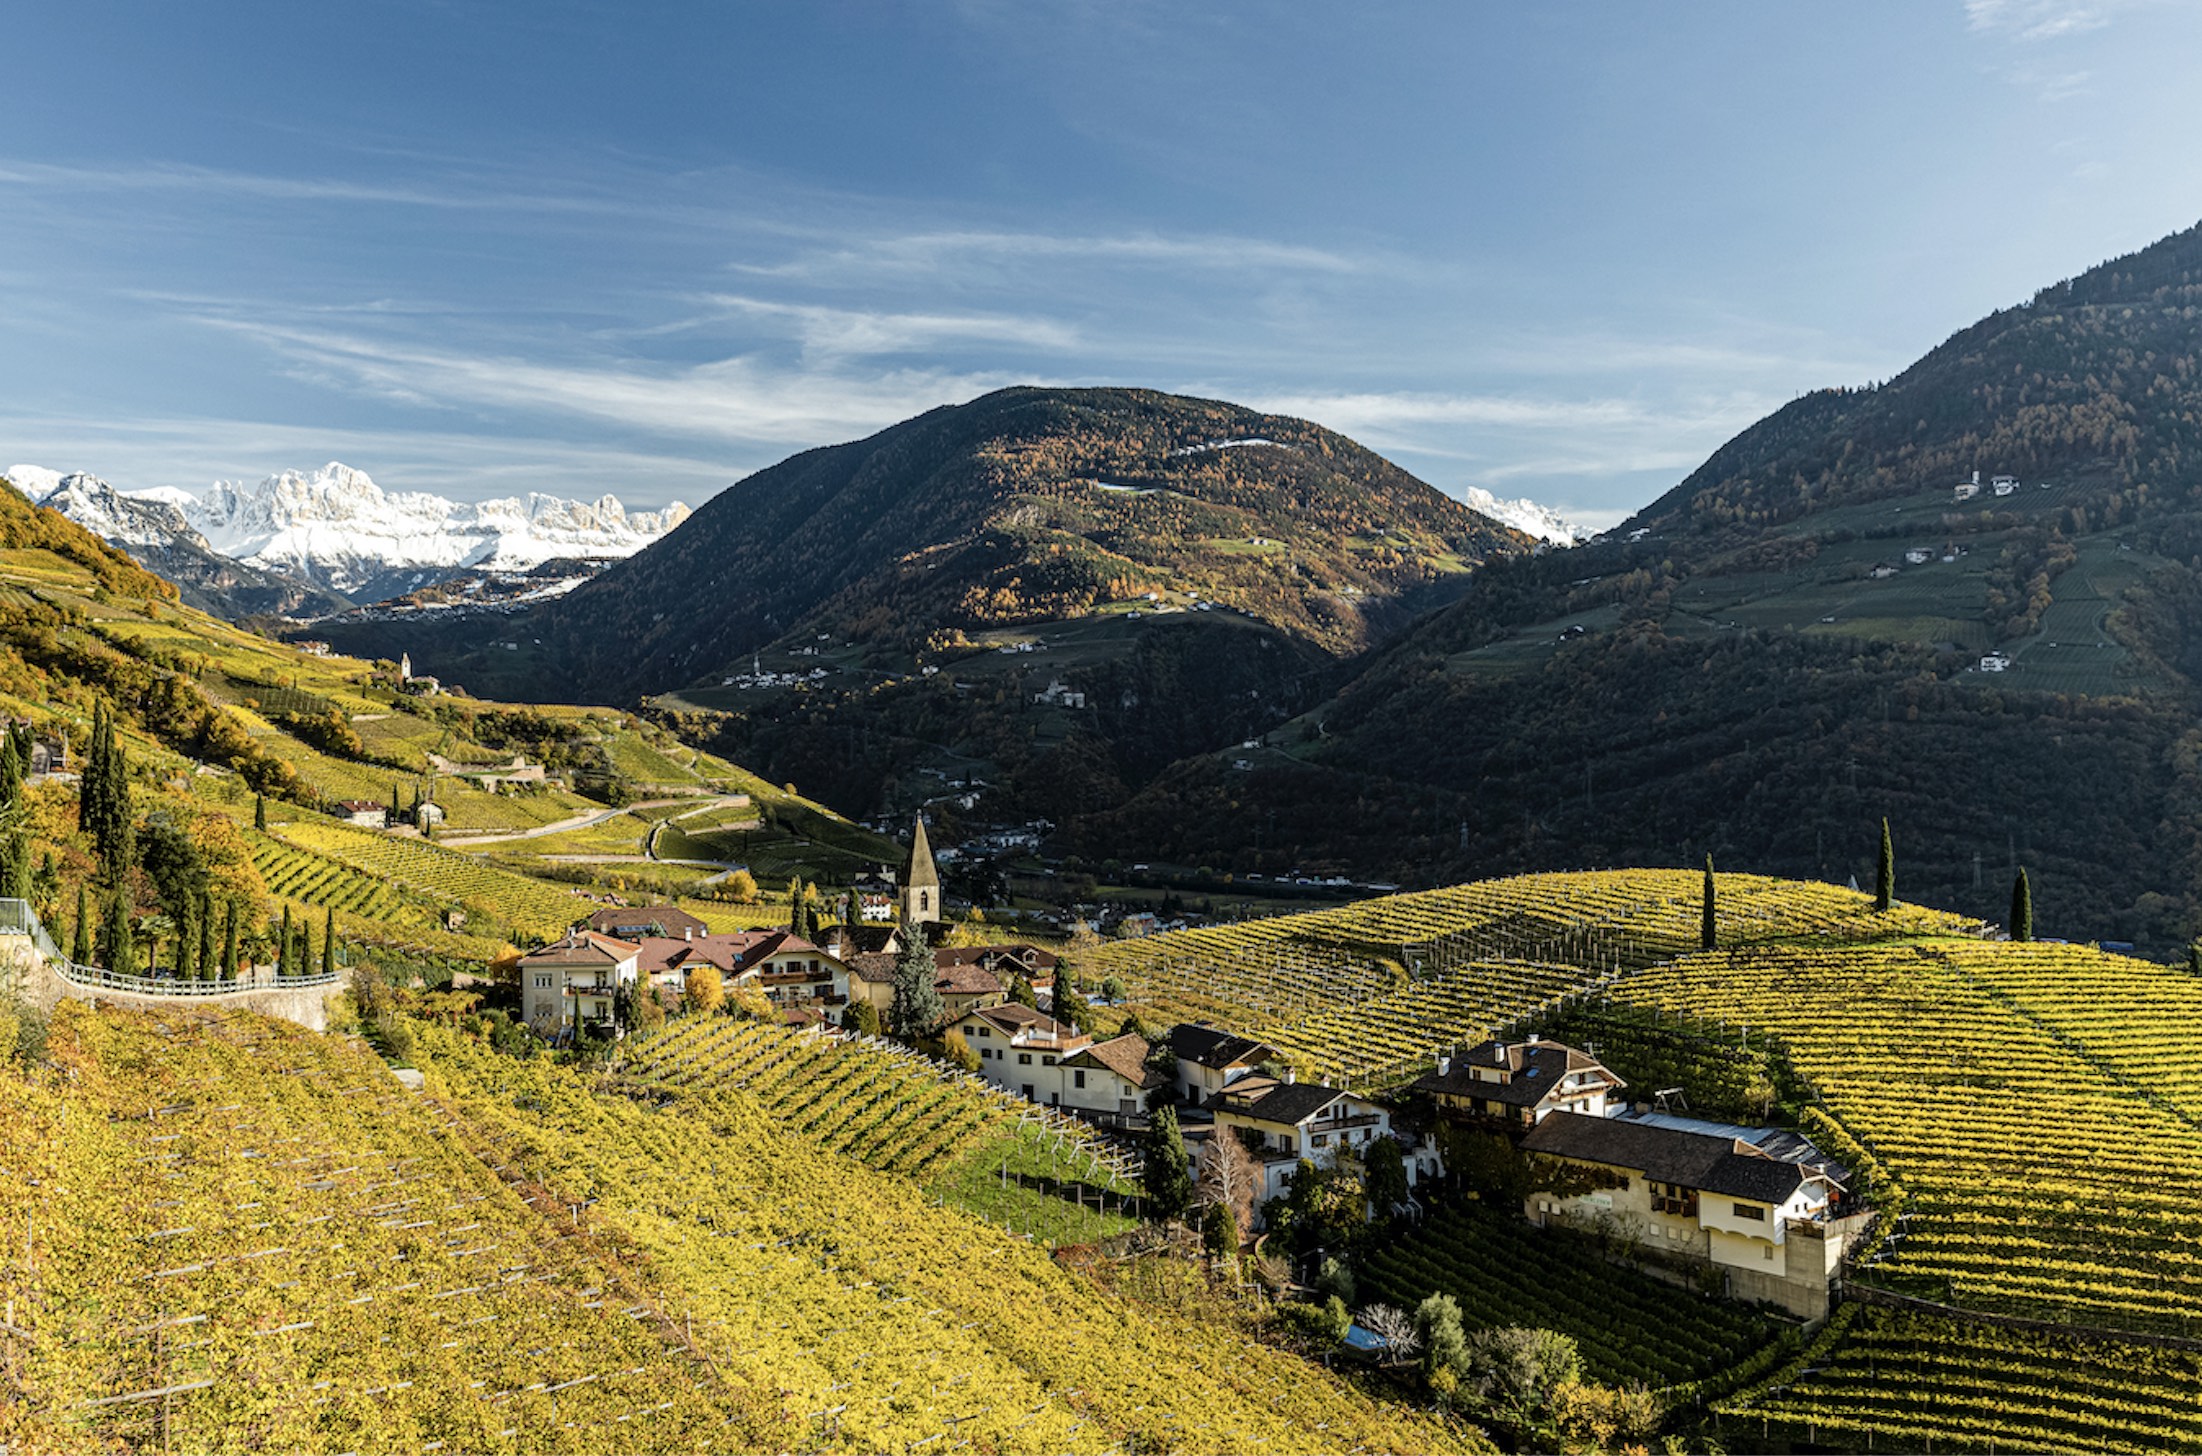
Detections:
901,815,940,892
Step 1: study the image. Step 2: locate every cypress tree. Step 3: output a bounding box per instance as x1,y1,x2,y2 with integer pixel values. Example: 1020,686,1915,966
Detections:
198,889,215,980
1875,818,1894,913
100,884,135,977
254,794,267,831
786,876,803,933
176,905,197,981
322,907,336,977
1700,855,1718,952
299,920,314,986
278,905,292,979
1142,1103,1194,1221
221,901,239,980
70,882,89,965
78,706,105,839
2010,868,2033,943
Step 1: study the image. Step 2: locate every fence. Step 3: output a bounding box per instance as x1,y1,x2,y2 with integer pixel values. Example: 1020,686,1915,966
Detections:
0,897,341,996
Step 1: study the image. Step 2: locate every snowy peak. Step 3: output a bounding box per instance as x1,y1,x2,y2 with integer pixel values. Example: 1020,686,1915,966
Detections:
1459,486,1584,546
178,462,692,591
11,466,207,552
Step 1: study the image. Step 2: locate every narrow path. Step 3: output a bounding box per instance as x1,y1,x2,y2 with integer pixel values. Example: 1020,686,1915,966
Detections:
440,794,746,848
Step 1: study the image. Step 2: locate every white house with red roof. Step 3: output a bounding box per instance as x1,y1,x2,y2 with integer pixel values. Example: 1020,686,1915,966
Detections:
518,931,641,1036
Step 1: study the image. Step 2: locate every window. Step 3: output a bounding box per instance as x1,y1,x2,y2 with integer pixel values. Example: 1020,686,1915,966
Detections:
1042,1055,1056,1066
974,1026,989,1037
533,974,552,989
1073,1070,1086,1088
1732,1202,1767,1221
1763,1245,1775,1260
1313,1134,1329,1149
1018,1053,1032,1065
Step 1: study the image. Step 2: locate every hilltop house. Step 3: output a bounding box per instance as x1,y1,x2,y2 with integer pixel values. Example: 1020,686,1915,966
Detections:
518,931,642,1038
335,800,387,829
1410,1035,1625,1130
851,866,899,923
1520,1110,1866,1318
1055,1032,1167,1123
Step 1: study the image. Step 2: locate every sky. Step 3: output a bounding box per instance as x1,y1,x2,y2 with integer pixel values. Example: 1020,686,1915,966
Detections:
4,2,2202,529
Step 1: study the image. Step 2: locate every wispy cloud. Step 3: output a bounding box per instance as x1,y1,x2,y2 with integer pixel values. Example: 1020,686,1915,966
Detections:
195,317,1027,449
738,228,1369,281
1964,0,2120,40
693,294,1082,361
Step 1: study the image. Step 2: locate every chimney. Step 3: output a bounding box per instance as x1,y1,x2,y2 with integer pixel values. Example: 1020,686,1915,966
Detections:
1285,1067,1297,1084
1435,1055,1451,1077
685,926,693,942
1527,1032,1541,1045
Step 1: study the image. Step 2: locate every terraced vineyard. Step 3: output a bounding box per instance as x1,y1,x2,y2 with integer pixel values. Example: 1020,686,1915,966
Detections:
621,1018,1141,1244
1361,1204,1782,1389
1077,870,1976,1086
3,1001,1476,1455
1616,941,2202,1340
1716,1305,2202,1455
274,821,590,942
248,832,502,961
0,1004,749,1452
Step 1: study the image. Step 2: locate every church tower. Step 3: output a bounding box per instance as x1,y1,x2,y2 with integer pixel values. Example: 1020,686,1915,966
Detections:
898,814,941,929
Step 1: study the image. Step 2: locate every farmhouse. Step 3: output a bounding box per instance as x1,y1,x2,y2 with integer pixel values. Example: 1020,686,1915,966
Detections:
1410,1035,1624,1129
518,931,641,1038
1520,1109,1867,1318
335,800,387,829
1055,1032,1166,1124
953,1004,1090,1102
1200,1072,1443,1205
1165,1023,1281,1105
842,946,1012,1021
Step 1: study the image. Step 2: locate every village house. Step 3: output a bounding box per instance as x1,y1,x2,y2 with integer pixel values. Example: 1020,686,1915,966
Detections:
1165,1023,1282,1105
1195,1071,1445,1208
585,904,712,941
850,867,899,923
1410,1035,1625,1130
728,929,849,1010
631,934,738,1002
842,945,1015,1022
952,1003,1090,1102
335,799,387,829
1520,1110,1867,1319
1055,1032,1166,1124
517,931,641,1038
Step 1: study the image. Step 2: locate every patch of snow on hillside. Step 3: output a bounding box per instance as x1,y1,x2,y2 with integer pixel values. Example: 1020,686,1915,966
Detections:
1170,438,1288,457
4,464,66,499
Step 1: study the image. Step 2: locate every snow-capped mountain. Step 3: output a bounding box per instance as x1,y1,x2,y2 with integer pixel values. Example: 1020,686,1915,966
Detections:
181,463,692,592
12,460,693,601
1459,486,1585,546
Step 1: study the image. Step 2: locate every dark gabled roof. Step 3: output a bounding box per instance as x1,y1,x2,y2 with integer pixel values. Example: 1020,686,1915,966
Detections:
959,1003,1084,1043
1521,1112,1831,1205
520,930,639,966
937,943,1060,973
934,961,1003,997
1168,1023,1279,1072
1411,1038,1622,1104
1067,1033,1163,1088
847,951,898,983
1216,1078,1353,1128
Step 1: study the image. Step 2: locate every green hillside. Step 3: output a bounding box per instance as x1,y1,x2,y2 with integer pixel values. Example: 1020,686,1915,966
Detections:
1082,218,2202,955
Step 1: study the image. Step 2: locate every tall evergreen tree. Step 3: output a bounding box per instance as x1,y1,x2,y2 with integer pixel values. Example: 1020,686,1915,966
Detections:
2010,868,2033,943
175,904,197,981
1875,817,1895,913
198,889,215,980
278,905,292,979
299,920,314,986
786,876,803,933
221,901,239,981
1700,855,1718,952
78,705,106,840
70,882,89,965
99,884,135,977
254,794,267,832
1142,1104,1194,1221
887,923,945,1038
323,907,336,977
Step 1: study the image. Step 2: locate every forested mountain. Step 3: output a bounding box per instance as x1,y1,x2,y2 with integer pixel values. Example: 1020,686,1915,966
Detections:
327,386,1523,701
315,386,1526,823
1087,218,2202,954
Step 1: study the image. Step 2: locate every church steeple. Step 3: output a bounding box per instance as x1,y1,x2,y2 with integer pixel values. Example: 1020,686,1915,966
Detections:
899,814,940,928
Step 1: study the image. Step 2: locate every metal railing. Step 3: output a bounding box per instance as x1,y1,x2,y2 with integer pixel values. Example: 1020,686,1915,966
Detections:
0,897,340,996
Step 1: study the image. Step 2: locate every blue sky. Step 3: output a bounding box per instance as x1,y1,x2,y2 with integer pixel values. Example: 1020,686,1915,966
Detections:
4,1,2201,526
